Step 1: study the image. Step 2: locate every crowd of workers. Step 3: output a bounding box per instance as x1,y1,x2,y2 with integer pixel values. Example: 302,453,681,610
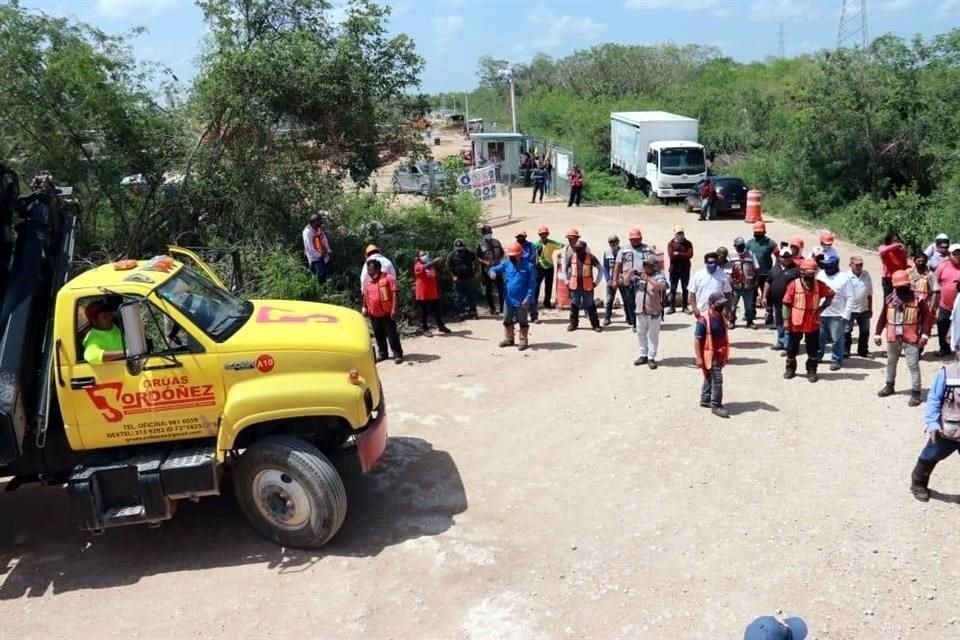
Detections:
303,213,960,503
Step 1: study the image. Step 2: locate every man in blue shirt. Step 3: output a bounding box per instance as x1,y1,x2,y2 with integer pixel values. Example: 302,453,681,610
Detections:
911,351,960,501
488,242,537,351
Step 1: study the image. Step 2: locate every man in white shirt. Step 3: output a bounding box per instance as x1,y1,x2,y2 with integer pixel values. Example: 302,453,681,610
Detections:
689,251,732,317
844,255,873,358
360,244,397,291
816,254,855,370
925,233,950,271
302,213,332,283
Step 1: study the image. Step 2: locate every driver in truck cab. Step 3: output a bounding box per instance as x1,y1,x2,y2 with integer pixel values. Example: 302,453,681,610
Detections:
82,301,126,364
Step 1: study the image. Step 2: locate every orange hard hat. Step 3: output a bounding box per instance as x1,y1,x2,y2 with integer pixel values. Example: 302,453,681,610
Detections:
566,227,580,238
628,227,643,241
364,244,380,256
505,242,523,257
819,231,835,245
537,225,549,235
891,269,910,288
799,258,818,272
752,221,766,233
790,237,805,249
515,229,528,238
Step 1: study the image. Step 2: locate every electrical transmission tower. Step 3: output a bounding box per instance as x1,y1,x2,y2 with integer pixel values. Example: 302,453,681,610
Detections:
838,0,868,49
778,22,785,58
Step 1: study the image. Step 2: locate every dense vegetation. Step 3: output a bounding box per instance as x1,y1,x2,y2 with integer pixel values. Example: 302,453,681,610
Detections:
438,34,960,251
0,0,481,321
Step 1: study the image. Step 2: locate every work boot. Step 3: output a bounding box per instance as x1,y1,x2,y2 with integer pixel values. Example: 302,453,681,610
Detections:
499,325,515,348
712,406,730,419
543,302,554,310
376,352,389,363
909,389,923,407
666,306,676,315
518,325,530,351
807,365,819,383
438,324,452,334
587,305,602,332
394,354,404,364
418,325,431,335
783,357,797,379
567,305,580,331
764,312,774,326
910,458,936,502
877,384,895,398
648,359,658,370
634,356,648,366
602,316,611,327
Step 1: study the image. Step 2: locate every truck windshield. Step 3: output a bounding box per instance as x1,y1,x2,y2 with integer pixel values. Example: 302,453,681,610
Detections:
156,267,252,342
659,148,706,176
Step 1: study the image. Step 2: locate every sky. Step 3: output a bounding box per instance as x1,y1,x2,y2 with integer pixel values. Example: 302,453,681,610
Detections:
21,0,960,95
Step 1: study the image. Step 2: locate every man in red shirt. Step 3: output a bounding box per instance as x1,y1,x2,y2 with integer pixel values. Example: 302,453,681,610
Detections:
934,244,960,357
698,179,716,221
362,259,403,364
782,258,834,382
413,250,451,336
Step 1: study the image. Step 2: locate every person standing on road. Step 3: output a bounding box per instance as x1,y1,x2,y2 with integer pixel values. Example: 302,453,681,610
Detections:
909,344,960,502
728,237,760,329
632,255,669,369
925,233,950,271
446,239,478,320
746,221,778,325
530,162,546,203
362,259,403,364
543,156,554,194
568,164,584,207
818,230,840,263
612,228,654,331
564,239,603,332
844,256,874,359
602,234,627,326
476,225,505,316
879,231,909,298
488,242,537,351
689,252,732,318
934,244,960,357
761,248,800,352
666,225,694,315
875,270,931,406
908,250,940,323
302,213,332,284
413,250,451,336
698,179,716,221
532,226,563,317
815,254,854,371
783,258,834,382
695,291,731,419
360,244,397,292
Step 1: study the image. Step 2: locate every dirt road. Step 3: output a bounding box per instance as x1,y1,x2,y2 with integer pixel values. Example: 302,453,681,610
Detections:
2,191,959,639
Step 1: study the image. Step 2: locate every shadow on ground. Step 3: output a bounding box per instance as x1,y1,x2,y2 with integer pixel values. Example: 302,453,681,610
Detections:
403,353,442,364
0,436,465,598
531,342,576,351
724,401,779,416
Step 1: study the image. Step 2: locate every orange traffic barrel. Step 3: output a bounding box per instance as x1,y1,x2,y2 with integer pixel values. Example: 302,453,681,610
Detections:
745,189,764,223
554,251,571,309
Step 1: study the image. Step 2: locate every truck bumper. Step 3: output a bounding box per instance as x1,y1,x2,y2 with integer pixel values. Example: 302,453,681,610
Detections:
357,397,387,472
656,188,692,198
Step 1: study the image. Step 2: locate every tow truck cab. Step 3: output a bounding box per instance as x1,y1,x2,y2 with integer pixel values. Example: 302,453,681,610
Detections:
0,166,387,549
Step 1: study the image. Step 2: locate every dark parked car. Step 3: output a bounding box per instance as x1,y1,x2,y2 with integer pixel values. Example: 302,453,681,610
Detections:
684,176,749,217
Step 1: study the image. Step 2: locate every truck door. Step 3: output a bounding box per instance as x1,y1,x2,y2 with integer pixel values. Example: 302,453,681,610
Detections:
167,246,228,291
65,295,224,451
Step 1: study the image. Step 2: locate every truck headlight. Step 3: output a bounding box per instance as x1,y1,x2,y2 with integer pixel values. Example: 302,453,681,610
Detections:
658,181,670,190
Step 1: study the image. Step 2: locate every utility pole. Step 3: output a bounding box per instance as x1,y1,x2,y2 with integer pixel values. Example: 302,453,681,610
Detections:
838,0,869,49
464,92,469,132
778,22,785,58
508,75,518,134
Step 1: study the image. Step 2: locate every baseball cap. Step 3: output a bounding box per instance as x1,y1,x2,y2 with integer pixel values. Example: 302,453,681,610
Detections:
642,255,659,266
744,615,807,640
780,248,794,257
608,234,620,243
674,224,685,233
454,238,466,248
935,233,949,242
84,301,111,322
734,236,746,246
950,243,960,253
707,291,726,305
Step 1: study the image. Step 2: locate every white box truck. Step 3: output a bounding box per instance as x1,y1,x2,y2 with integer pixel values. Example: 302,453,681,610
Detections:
609,111,706,200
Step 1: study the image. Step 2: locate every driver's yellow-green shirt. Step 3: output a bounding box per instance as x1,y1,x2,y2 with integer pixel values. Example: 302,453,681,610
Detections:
83,326,124,364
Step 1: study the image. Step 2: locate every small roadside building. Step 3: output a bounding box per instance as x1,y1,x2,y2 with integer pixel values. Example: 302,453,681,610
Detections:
469,132,533,182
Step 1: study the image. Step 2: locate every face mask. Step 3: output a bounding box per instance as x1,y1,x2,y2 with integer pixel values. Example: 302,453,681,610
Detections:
712,303,726,312
896,286,912,298
915,262,927,272
631,240,642,248
483,233,493,240
734,245,746,254
675,234,685,242
706,263,718,274
510,256,520,264
420,255,430,264
753,234,764,241
824,264,839,275
801,274,815,285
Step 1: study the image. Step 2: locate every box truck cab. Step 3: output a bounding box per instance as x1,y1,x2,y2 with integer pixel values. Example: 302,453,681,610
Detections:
609,111,707,200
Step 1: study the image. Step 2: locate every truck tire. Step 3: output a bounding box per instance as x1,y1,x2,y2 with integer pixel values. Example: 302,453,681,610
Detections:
234,435,347,549
622,173,634,190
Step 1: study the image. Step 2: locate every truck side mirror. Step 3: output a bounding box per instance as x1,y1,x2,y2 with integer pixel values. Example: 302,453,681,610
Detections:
646,151,653,163
120,302,148,375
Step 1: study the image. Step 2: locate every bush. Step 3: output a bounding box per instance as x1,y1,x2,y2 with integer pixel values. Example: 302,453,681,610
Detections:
583,172,647,205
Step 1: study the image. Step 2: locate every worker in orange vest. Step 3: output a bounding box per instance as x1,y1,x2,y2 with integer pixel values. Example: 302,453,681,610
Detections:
695,291,731,418
563,239,602,332
875,269,932,406
782,258,834,382
361,259,403,364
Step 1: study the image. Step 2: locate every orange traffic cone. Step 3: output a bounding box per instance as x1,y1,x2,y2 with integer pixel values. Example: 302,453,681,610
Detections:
745,189,764,223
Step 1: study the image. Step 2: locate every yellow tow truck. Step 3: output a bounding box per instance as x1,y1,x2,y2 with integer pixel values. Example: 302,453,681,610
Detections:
0,166,387,549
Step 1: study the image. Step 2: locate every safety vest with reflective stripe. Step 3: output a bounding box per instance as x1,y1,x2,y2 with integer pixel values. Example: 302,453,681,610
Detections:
569,253,595,292
702,312,729,371
790,282,820,328
885,298,921,343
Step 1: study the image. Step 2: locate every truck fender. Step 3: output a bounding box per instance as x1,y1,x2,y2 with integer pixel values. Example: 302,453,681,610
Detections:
218,373,369,452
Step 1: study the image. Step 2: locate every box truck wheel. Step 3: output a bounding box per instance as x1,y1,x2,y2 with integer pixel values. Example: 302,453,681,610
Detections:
622,173,634,190
235,435,347,549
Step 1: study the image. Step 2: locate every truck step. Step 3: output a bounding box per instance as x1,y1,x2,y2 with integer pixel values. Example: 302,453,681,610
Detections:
67,441,219,532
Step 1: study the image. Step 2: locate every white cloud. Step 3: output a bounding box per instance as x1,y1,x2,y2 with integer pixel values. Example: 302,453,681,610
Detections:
390,2,413,18
432,14,464,51
748,0,822,23
528,15,606,50
936,0,960,16
93,0,180,20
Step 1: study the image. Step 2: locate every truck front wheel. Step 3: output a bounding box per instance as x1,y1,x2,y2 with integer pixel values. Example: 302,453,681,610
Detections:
234,435,347,549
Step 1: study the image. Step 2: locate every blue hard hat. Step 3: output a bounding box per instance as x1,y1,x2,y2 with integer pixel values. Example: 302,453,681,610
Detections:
744,616,808,640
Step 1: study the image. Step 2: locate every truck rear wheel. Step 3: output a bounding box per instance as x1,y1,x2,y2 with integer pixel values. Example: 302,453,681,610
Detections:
234,435,347,549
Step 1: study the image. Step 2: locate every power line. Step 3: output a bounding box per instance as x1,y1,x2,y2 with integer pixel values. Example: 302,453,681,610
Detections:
838,0,869,49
